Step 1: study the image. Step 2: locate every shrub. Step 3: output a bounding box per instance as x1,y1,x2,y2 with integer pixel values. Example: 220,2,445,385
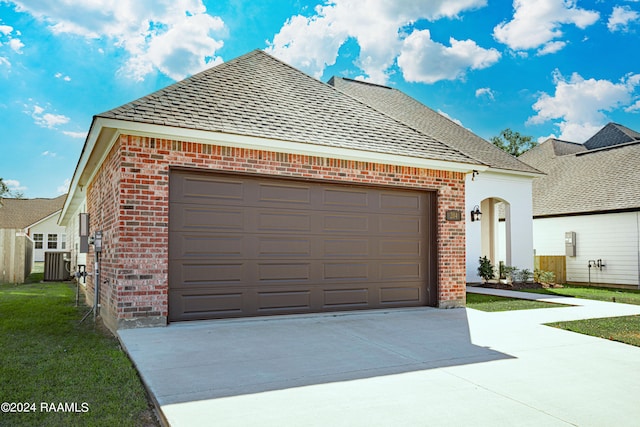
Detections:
534,269,555,284
478,256,495,282
514,268,532,283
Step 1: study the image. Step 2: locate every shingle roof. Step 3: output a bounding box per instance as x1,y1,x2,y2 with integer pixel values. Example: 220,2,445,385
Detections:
327,77,541,175
519,138,586,170
98,50,476,165
519,139,640,216
583,122,640,150
0,195,66,229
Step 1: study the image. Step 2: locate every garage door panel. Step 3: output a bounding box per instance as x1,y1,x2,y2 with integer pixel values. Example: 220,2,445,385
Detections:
172,263,244,288
257,290,311,311
255,211,312,232
258,263,311,282
171,234,244,258
180,292,244,315
178,176,244,203
380,262,422,280
323,239,370,257
258,183,311,204
380,286,422,303
258,237,311,257
380,192,422,211
172,206,244,231
323,214,370,232
379,239,422,257
323,288,369,307
380,215,421,234
169,170,435,321
322,188,369,208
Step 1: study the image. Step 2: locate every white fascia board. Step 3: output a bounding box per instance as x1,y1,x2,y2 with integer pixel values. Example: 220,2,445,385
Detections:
485,167,546,179
107,119,488,173
60,117,488,224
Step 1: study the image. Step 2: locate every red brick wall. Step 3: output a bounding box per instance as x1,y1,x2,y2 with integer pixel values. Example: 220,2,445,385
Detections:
87,134,466,329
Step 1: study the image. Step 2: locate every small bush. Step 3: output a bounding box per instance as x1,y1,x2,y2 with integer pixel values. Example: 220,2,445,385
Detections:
534,269,555,284
514,268,532,283
478,256,495,282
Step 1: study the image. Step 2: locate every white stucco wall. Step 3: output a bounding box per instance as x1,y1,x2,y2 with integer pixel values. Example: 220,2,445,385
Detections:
28,213,67,262
466,170,535,282
533,212,640,287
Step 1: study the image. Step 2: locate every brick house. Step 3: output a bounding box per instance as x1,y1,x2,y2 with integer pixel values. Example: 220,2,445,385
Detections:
60,50,491,331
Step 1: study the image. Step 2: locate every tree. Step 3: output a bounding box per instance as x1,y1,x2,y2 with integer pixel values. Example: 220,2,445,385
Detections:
490,128,537,157
0,177,8,198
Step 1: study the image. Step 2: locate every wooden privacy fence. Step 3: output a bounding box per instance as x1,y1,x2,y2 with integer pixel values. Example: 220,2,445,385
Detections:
535,255,566,284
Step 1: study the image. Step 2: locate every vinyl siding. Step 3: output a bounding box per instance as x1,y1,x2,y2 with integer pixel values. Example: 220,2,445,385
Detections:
533,212,640,286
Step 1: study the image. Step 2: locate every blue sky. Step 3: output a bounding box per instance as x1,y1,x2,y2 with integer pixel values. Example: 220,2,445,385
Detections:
1,0,639,198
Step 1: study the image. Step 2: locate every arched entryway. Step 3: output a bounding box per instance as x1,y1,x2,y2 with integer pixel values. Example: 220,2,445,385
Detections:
480,197,512,276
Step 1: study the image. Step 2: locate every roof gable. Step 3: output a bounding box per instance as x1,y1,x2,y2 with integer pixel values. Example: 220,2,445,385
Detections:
98,50,476,165
583,122,640,150
327,77,541,175
0,195,66,229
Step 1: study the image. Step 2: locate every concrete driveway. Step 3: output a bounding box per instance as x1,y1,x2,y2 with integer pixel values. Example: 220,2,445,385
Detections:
119,288,640,427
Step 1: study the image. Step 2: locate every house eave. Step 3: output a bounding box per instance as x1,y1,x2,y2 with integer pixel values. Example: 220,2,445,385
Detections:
60,117,488,225
534,207,640,219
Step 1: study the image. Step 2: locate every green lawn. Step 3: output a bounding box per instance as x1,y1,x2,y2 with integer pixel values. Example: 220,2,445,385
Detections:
517,284,640,306
0,282,158,426
480,285,640,347
466,292,566,312
548,315,640,347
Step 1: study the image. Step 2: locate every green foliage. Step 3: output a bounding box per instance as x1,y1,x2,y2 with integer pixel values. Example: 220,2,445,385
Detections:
514,268,532,283
534,269,556,284
490,128,537,156
477,256,495,282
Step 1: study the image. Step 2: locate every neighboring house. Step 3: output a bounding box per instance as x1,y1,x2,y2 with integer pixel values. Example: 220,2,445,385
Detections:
328,77,543,282
0,195,66,283
59,50,533,331
520,123,640,288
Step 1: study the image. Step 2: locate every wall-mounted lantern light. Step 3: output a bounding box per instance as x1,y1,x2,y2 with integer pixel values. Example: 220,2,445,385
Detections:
470,205,482,222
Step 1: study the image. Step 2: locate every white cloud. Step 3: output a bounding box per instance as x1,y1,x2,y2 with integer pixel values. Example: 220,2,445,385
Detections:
0,22,24,57
397,30,500,84
536,40,566,56
625,100,640,112
10,0,226,81
41,150,57,157
476,87,495,100
29,104,70,129
528,70,640,142
57,178,71,195
4,179,27,193
0,56,9,68
608,5,640,32
266,0,491,84
493,0,599,54
62,131,86,139
55,72,71,81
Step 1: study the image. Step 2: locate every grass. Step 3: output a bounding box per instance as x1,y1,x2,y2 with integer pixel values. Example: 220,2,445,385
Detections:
548,315,640,347
466,292,566,312
0,281,158,427
517,284,640,306
479,285,640,347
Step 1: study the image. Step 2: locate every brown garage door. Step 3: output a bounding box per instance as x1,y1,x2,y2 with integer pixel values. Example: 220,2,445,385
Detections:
169,169,436,321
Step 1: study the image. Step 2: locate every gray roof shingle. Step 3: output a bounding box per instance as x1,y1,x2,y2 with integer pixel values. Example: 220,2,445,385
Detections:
327,77,541,175
520,138,640,216
583,122,640,150
98,50,477,165
0,195,66,229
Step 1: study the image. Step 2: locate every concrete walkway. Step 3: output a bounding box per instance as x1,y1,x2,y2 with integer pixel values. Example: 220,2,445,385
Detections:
119,288,640,427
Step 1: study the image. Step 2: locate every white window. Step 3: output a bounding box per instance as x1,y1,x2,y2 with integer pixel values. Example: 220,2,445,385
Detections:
61,234,66,250
33,233,43,249
47,234,58,249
